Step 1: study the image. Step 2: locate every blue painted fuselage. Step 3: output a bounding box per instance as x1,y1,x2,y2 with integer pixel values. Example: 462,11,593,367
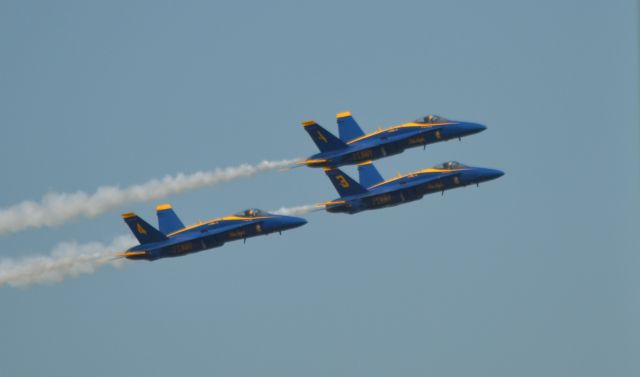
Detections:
122,210,306,261
304,119,486,168
324,165,503,214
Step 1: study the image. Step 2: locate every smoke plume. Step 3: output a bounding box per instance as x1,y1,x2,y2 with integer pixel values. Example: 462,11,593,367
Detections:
0,235,135,288
0,159,297,235
271,204,317,216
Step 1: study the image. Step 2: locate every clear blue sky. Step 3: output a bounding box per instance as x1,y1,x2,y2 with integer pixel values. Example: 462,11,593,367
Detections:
1,1,638,376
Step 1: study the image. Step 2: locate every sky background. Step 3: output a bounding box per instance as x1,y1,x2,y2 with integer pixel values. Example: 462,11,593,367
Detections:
1,1,638,376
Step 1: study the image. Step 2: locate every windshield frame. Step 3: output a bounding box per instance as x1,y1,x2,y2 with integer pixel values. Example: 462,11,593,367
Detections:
433,161,466,170
414,114,448,124
234,208,270,217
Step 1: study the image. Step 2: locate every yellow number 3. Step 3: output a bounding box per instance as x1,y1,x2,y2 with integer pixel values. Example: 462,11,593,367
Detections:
336,175,350,188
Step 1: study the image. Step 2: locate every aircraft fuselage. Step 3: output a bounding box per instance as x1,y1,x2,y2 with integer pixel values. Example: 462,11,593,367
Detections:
305,121,486,168
325,166,503,214
123,215,306,261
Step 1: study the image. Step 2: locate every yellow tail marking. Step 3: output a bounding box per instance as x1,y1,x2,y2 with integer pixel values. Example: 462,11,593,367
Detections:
136,223,147,235
317,131,328,143
335,175,350,188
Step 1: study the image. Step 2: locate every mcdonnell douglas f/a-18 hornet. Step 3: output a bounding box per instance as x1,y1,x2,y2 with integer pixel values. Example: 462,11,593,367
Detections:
299,112,486,168
117,204,307,261
319,161,504,214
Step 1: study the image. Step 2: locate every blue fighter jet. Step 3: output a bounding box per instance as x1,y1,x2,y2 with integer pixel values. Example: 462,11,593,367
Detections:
319,161,503,214
300,112,486,168
117,204,307,261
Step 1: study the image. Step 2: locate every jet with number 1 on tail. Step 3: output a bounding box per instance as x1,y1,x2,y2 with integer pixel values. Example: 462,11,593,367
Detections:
117,204,307,261
299,112,487,168
319,161,504,214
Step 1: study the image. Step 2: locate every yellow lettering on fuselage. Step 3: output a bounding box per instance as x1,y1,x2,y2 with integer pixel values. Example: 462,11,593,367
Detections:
426,182,444,190
408,136,426,145
371,195,393,205
229,229,247,238
353,150,373,160
171,242,193,254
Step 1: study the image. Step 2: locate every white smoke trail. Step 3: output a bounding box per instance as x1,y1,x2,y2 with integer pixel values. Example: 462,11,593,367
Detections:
0,235,135,288
271,204,318,216
0,159,298,235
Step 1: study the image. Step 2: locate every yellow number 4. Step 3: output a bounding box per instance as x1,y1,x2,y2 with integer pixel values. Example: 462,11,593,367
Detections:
136,223,147,235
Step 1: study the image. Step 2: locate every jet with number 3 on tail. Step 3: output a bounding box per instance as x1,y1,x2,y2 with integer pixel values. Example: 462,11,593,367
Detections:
299,112,487,168
117,204,307,261
319,161,503,214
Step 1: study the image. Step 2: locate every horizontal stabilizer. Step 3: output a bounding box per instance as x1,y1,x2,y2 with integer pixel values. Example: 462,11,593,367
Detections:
302,120,348,152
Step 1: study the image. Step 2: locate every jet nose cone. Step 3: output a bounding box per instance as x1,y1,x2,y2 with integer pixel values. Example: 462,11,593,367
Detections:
286,216,307,229
486,169,504,180
466,122,487,134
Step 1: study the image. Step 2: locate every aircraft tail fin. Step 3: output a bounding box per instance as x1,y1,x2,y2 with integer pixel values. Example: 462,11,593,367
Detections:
337,111,365,142
156,204,185,234
122,212,168,244
324,168,368,197
302,120,348,152
357,161,384,188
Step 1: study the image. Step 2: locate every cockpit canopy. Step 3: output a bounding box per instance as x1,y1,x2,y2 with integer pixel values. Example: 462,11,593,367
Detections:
433,161,467,169
235,208,270,217
414,114,448,124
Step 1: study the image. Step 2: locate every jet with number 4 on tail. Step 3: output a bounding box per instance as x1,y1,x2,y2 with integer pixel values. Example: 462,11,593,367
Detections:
117,204,307,261
319,161,503,214
299,112,487,168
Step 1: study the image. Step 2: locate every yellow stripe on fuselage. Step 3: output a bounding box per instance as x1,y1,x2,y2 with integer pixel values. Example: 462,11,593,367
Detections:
346,122,452,144
367,168,465,190
317,200,346,207
166,215,273,237
302,159,328,165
